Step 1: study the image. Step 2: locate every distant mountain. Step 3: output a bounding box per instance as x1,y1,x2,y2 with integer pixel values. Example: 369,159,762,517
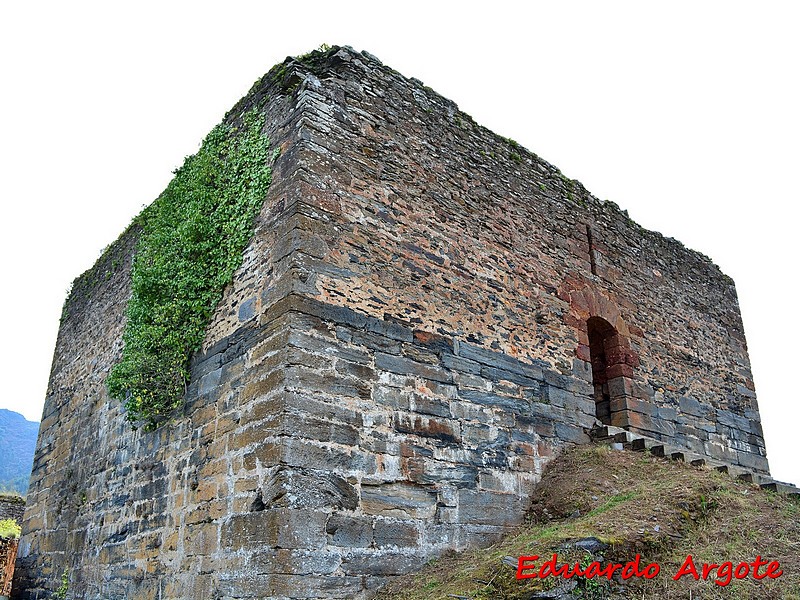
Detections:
0,409,39,496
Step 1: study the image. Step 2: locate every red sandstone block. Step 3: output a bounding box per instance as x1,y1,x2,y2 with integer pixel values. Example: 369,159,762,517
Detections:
610,410,631,428
604,346,628,365
605,363,634,379
565,314,586,331
628,324,644,338
604,334,630,350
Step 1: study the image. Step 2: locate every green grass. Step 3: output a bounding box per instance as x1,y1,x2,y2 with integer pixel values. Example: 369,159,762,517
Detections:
586,491,638,517
374,445,800,599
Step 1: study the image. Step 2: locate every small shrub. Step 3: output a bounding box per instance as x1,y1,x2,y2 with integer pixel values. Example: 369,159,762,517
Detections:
0,518,21,539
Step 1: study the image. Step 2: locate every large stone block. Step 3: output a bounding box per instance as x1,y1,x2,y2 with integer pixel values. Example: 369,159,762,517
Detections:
248,548,342,575
259,467,359,510
404,457,479,488
184,522,219,557
679,395,713,419
326,514,373,548
373,519,420,548
457,389,529,412
217,572,364,599
340,551,427,577
736,450,769,473
554,422,591,445
456,489,526,526
457,342,544,380
361,482,438,519
393,412,461,444
375,352,453,384
222,508,327,551
280,437,377,474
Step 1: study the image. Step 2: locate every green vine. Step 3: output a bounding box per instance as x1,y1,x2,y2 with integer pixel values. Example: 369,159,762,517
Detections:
107,109,275,430
55,568,69,600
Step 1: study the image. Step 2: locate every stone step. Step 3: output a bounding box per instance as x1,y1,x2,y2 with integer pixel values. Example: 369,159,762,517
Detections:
591,425,628,441
760,481,800,495
613,431,638,444
590,425,611,440
667,451,705,466
649,444,681,458
591,426,798,498
628,437,647,452
736,472,765,484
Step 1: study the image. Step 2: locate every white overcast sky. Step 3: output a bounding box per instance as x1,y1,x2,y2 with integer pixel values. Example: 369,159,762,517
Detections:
1,1,798,484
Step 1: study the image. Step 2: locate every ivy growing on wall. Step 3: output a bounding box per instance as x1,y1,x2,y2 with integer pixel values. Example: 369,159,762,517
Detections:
107,109,276,430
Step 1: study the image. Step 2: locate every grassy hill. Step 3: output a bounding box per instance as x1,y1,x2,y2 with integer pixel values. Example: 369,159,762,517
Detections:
374,445,799,599
0,408,39,495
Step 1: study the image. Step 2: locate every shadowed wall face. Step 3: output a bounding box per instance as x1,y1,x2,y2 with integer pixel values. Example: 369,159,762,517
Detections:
13,46,767,599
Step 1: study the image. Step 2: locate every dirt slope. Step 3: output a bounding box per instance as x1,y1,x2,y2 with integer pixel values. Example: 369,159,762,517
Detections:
373,444,800,599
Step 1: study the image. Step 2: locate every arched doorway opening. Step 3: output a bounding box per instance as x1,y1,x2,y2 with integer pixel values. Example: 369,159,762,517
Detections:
587,316,633,427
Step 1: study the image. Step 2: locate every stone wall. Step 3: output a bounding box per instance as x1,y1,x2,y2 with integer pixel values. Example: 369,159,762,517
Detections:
14,46,767,599
1,495,24,597
13,75,305,598
274,46,766,474
0,497,25,525
2,538,19,597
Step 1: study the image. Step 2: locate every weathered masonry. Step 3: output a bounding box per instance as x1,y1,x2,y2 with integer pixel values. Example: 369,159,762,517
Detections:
1,495,24,597
14,46,767,599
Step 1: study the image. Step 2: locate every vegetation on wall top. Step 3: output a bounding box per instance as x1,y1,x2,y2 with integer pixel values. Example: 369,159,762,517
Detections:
0,518,21,539
106,109,276,430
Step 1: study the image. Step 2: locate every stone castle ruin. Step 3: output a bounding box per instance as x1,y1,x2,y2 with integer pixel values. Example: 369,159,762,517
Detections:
14,46,769,599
